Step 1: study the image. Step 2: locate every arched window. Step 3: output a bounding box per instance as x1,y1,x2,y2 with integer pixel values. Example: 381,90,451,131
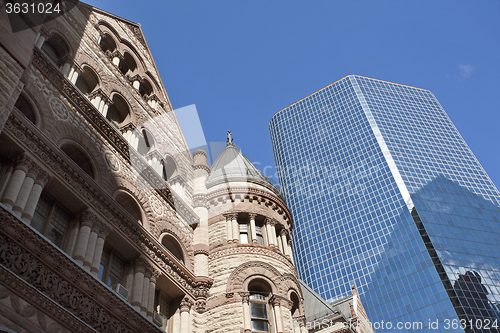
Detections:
161,234,184,263
99,33,116,53
119,52,137,75
290,292,300,318
139,79,153,98
162,155,177,181
60,143,94,178
75,66,99,95
14,93,37,124
248,280,272,332
106,94,130,128
115,192,142,224
41,33,69,65
137,128,155,155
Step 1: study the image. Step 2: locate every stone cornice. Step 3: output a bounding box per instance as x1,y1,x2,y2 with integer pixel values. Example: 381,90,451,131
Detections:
4,112,210,297
31,47,199,226
207,186,293,228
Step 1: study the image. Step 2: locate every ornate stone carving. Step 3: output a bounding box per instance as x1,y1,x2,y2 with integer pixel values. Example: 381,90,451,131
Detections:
180,297,193,312
192,195,207,209
194,299,206,313
49,96,70,121
149,195,164,217
239,291,250,304
0,210,162,333
80,210,99,228
35,169,53,186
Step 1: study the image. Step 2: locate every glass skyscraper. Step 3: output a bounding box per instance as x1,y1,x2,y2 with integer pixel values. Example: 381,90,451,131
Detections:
269,75,500,332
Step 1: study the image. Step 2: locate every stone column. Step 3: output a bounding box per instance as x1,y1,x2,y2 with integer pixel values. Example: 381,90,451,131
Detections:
281,230,289,256
295,315,308,333
193,196,209,276
83,221,101,271
131,259,146,311
171,307,181,333
249,213,257,244
239,292,252,333
269,220,278,249
141,269,151,315
1,154,32,210
111,51,123,67
271,296,284,333
232,213,239,243
277,231,284,253
265,218,276,248
21,170,51,223
35,29,50,48
12,164,37,218
148,271,159,320
72,211,97,265
262,222,269,246
179,297,192,333
225,214,233,243
288,240,295,264
90,225,110,277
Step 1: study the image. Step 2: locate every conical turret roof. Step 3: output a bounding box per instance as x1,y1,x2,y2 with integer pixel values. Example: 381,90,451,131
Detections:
205,140,271,188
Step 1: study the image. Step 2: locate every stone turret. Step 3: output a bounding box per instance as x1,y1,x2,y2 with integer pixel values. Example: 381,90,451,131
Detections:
191,133,306,333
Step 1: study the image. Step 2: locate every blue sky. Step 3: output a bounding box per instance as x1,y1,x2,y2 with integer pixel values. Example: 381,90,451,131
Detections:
86,0,500,190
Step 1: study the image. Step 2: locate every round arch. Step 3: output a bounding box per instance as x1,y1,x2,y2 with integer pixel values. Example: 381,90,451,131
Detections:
227,261,282,296
59,139,97,180
107,92,132,127
113,189,146,225
75,65,100,95
159,232,186,264
41,32,71,65
14,91,41,126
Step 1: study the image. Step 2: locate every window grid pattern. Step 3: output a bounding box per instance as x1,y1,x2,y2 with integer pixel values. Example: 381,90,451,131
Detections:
269,75,500,331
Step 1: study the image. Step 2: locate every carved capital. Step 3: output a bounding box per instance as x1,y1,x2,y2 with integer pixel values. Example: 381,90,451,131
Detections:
80,210,98,228
280,229,289,237
150,270,161,283
98,224,111,238
265,218,275,226
269,295,281,307
239,291,250,304
194,300,206,313
134,258,148,273
180,297,193,312
192,195,207,209
90,220,102,234
15,154,34,172
294,315,307,326
35,169,52,186
248,213,257,221
39,27,52,40
224,213,238,221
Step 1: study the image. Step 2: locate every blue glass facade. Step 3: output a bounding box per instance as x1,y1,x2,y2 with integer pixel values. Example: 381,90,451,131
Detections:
269,75,500,332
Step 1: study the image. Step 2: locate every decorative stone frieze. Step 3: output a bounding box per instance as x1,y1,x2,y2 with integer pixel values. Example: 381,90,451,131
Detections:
0,207,163,333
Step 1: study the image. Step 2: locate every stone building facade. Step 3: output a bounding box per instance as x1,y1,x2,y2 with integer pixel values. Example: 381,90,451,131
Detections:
0,2,370,333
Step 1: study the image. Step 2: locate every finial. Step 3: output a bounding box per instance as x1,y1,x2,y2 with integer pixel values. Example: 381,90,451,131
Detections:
227,130,233,144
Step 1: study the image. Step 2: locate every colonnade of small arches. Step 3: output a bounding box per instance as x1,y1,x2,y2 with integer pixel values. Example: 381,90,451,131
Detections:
223,212,294,263
30,23,183,187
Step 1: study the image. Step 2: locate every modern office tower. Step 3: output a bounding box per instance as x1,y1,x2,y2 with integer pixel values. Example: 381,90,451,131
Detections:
270,75,500,332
